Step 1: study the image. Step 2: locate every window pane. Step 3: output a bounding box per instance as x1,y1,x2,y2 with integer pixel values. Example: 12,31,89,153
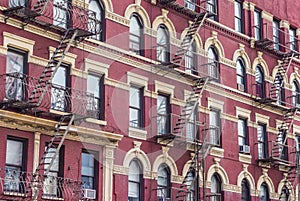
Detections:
87,74,100,98
89,0,103,40
130,87,140,108
44,147,59,172
6,140,23,166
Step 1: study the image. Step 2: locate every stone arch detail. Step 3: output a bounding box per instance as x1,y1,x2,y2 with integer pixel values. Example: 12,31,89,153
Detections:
124,2,151,28
237,169,256,194
182,160,203,182
152,153,178,177
233,47,251,72
123,146,151,174
204,33,225,58
152,9,176,38
252,53,270,79
257,173,275,196
206,162,229,185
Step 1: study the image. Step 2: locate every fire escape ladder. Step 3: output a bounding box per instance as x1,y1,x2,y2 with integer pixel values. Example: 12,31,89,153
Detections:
175,161,196,200
28,29,78,107
173,77,209,136
31,114,75,200
171,12,208,68
33,0,51,15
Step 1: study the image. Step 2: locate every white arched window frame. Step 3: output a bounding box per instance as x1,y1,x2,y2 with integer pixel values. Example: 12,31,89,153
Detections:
128,159,143,201
157,25,170,63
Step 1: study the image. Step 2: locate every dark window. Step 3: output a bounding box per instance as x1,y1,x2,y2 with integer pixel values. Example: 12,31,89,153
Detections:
87,73,104,119
51,63,70,112
130,86,144,128
280,186,289,201
128,159,143,201
210,108,221,146
257,124,267,159
273,20,280,50
81,151,97,190
130,14,144,55
259,183,269,201
157,25,170,63
207,0,218,21
255,65,265,98
211,173,222,201
238,118,248,147
278,129,288,161
208,46,219,80
5,138,26,193
236,58,246,91
185,40,197,74
89,0,105,41
292,80,300,107
241,179,251,201
157,94,170,135
185,0,196,11
254,9,262,40
274,72,284,105
289,28,297,51
53,0,69,29
6,48,27,101
234,1,244,33
157,164,171,201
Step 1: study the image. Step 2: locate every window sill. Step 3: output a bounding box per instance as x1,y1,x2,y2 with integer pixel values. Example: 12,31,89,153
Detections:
49,109,70,116
238,153,252,164
209,146,224,158
85,118,107,126
3,191,26,197
42,195,64,200
128,127,147,140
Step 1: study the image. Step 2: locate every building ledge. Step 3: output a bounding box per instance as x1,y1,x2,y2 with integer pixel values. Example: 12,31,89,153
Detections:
128,127,147,140
239,153,252,164
209,146,224,158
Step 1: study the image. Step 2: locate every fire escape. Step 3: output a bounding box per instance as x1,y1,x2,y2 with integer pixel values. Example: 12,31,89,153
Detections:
0,0,100,200
155,0,217,200
254,23,300,194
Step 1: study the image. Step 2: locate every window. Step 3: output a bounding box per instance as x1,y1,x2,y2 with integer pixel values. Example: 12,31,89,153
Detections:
9,0,27,7
53,0,69,28
238,118,248,149
185,0,196,11
257,124,267,159
6,48,27,101
185,40,197,74
273,20,280,50
207,0,217,21
43,146,63,198
81,151,97,190
157,94,170,135
51,64,69,112
130,14,143,55
278,130,288,161
292,80,300,107
236,58,246,91
157,25,170,63
280,186,289,201
211,173,222,201
186,171,195,201
87,73,103,119
209,109,221,146
128,159,143,201
254,9,262,40
208,46,219,80
241,179,251,201
255,65,265,98
234,1,244,33
130,86,144,128
5,138,26,193
157,164,170,201
289,28,297,51
89,0,105,41
186,103,198,140
274,72,284,105
259,183,269,201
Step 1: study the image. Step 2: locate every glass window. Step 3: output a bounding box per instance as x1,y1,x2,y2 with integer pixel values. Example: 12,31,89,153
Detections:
236,58,246,91
53,0,68,28
89,0,105,41
130,86,143,128
207,0,217,21
238,118,248,147
278,130,288,161
289,28,297,51
81,152,96,190
257,124,267,159
130,14,143,55
211,173,222,201
186,103,198,140
208,46,219,80
210,109,220,146
280,186,289,201
292,80,300,107
186,171,195,201
234,1,244,33
51,64,69,112
5,138,26,193
157,164,170,201
9,0,27,7
128,159,143,201
185,0,196,11
6,49,27,101
273,20,280,50
241,179,250,201
274,72,284,105
157,94,170,135
260,183,269,201
254,9,262,40
185,40,197,74
87,74,103,119
157,25,170,63
255,65,265,98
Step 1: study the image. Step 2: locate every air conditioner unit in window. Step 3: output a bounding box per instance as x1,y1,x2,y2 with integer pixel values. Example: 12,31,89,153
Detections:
239,145,250,154
83,189,96,199
237,84,245,91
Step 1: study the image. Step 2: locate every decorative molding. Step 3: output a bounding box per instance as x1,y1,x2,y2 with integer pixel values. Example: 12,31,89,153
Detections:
238,153,252,164
128,127,147,140
209,147,224,158
3,32,35,56
106,12,129,27
261,11,273,22
127,72,148,89
154,80,175,98
236,106,251,119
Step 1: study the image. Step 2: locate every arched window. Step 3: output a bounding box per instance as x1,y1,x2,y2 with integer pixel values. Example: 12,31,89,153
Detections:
292,80,300,107
208,46,219,80
185,40,197,74
255,65,265,98
157,164,171,201
259,182,269,201
130,14,144,55
241,179,251,201
89,0,105,41
157,25,170,63
128,159,143,201
280,186,289,201
186,171,195,201
236,58,246,91
211,173,222,201
274,72,284,105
